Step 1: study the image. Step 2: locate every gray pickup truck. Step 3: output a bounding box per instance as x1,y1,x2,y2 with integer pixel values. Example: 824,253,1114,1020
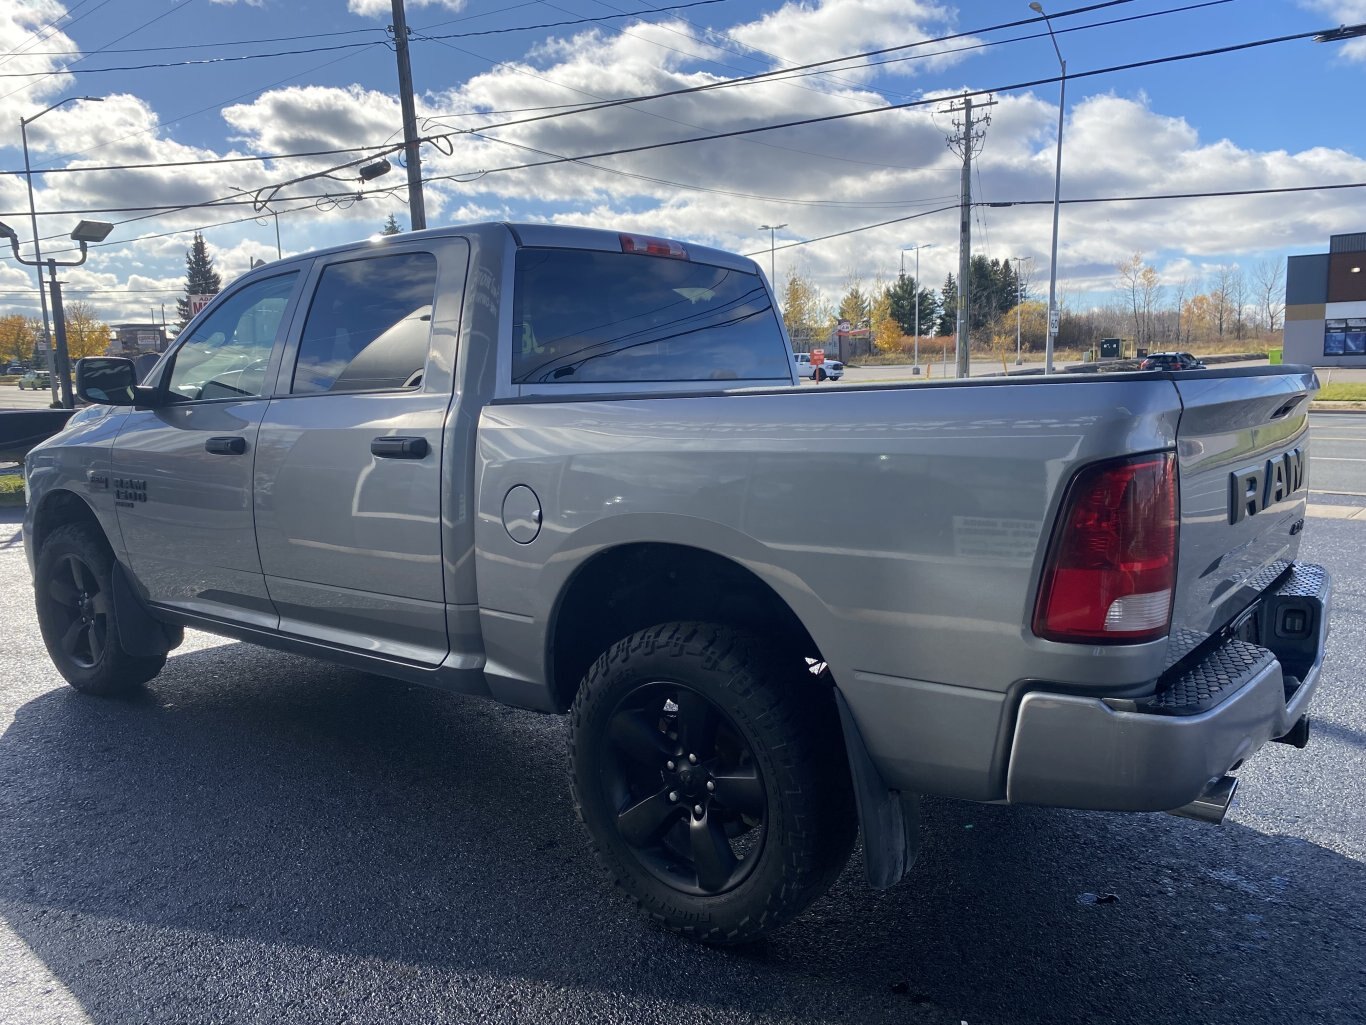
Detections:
23,223,1330,944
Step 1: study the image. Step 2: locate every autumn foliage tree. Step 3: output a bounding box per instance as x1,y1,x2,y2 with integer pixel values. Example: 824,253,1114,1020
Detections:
779,270,828,349
63,302,111,359
0,314,37,365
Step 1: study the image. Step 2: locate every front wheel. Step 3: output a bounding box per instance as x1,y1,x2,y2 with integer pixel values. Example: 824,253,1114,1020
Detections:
35,523,167,695
569,622,856,944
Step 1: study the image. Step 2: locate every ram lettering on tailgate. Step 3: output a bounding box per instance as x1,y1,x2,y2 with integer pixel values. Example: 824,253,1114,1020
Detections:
1229,447,1305,524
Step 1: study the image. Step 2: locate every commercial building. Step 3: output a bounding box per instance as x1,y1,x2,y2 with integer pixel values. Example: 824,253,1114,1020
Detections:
109,322,169,356
1284,232,1366,366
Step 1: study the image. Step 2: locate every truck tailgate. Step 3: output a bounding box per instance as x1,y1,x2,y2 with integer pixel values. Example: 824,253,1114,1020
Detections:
1165,366,1318,668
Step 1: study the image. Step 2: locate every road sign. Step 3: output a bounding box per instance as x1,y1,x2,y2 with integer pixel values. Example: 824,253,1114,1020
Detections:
809,348,825,366
1048,306,1060,334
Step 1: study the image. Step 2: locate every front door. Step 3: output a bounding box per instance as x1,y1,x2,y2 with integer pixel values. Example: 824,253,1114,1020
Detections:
253,241,467,665
112,270,303,626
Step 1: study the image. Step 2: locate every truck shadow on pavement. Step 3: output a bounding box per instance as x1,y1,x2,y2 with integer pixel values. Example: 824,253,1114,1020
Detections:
2,639,1364,1025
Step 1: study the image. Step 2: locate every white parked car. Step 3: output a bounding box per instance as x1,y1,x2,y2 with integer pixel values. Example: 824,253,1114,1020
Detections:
792,352,843,380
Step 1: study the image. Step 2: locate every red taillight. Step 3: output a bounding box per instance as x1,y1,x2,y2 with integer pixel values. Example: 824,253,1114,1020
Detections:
1033,452,1178,644
619,233,688,259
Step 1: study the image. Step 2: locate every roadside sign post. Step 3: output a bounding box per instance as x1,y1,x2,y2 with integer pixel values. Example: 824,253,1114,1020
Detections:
810,347,825,384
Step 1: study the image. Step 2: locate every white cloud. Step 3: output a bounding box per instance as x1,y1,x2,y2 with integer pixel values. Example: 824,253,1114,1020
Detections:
347,0,466,17
2,3,1363,325
728,0,979,82
0,0,79,125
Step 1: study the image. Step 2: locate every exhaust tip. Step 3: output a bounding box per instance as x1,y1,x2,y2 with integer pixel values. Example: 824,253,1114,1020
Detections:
1168,775,1239,826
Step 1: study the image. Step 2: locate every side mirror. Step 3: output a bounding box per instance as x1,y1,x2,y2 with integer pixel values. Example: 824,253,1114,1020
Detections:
75,357,157,407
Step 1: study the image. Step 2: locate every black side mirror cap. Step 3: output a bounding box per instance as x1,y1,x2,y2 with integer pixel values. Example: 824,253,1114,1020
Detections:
75,356,159,407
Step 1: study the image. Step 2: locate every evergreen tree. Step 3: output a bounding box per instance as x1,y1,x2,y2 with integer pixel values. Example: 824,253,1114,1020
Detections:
176,233,223,328
887,273,938,336
381,213,403,235
937,274,957,336
837,283,870,326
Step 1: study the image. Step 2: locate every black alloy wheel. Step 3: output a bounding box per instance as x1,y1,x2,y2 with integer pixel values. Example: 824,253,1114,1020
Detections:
570,622,856,944
44,551,111,669
604,682,766,896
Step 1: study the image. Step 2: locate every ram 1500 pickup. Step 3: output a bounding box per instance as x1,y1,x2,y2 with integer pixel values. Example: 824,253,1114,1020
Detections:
24,223,1331,944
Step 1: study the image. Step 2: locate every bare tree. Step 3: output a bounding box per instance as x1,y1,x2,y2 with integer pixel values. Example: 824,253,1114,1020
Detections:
1139,264,1163,346
1254,259,1285,333
1117,251,1144,344
1212,266,1233,339
1229,266,1248,340
1171,277,1194,344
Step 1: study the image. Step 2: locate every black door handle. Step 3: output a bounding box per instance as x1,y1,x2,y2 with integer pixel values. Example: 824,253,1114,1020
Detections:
205,436,246,455
371,436,429,459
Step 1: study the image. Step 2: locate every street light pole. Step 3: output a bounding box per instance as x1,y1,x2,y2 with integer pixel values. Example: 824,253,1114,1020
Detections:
902,243,934,373
1030,2,1065,375
759,223,787,287
20,96,103,405
1012,256,1029,364
0,218,114,409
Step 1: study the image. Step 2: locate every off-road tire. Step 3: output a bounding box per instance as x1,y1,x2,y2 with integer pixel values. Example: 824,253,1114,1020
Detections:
569,621,856,944
35,523,167,695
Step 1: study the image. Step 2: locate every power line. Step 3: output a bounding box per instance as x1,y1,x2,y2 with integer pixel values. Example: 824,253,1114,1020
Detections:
439,23,1347,182
8,0,1184,179
28,43,391,172
0,0,113,68
9,27,389,57
0,0,733,77
0,0,202,102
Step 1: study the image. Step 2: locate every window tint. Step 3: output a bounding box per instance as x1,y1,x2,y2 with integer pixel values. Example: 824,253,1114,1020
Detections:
166,272,297,402
512,249,789,383
292,251,438,394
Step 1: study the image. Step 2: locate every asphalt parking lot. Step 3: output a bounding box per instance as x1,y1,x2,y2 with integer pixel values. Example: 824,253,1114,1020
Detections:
1,415,1363,1025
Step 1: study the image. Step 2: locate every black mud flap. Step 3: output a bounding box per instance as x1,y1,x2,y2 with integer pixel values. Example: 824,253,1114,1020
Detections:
835,690,919,889
112,561,181,656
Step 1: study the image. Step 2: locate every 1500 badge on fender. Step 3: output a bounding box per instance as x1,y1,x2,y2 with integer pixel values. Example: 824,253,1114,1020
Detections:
1230,447,1305,524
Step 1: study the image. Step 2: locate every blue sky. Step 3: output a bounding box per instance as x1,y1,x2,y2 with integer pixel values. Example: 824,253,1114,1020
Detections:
0,0,1362,325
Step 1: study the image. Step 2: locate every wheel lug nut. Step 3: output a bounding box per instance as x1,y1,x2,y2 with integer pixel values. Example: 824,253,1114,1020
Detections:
688,753,698,764
706,781,715,792
668,791,678,802
666,760,675,770
694,805,703,816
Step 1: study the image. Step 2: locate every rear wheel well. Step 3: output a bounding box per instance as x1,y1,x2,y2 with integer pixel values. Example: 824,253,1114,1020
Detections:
548,543,823,712
31,489,106,556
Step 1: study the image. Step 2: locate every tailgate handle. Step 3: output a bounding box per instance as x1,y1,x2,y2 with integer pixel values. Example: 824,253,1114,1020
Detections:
371,436,428,459
205,436,246,455
1269,396,1302,420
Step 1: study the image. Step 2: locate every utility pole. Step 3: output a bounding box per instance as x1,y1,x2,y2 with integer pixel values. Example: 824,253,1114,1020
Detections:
390,0,426,230
942,92,995,378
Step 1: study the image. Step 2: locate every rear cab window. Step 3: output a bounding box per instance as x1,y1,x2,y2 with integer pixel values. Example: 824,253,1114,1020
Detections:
512,246,791,387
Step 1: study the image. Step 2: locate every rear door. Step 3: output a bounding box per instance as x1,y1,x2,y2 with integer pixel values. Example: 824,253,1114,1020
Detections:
112,269,304,626
252,238,469,665
1165,367,1317,666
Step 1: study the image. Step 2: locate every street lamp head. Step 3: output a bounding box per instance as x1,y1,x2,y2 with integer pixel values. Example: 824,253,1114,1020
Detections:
1029,2,1044,12
70,220,113,243
0,221,15,240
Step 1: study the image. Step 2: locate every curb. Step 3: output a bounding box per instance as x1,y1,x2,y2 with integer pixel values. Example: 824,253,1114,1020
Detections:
1310,402,1366,413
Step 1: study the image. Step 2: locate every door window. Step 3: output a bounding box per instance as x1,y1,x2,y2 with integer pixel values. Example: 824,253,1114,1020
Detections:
291,251,439,394
165,272,298,402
